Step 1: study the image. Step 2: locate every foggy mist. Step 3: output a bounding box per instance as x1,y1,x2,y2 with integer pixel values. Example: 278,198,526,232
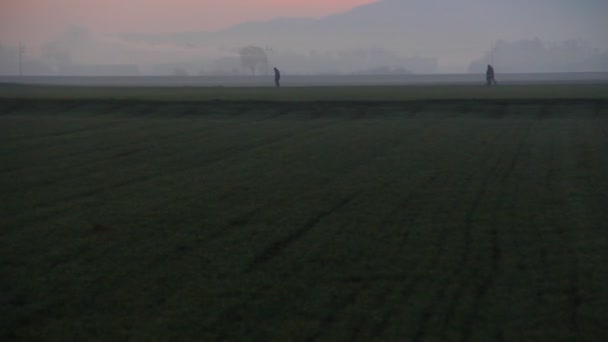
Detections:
1,0,607,76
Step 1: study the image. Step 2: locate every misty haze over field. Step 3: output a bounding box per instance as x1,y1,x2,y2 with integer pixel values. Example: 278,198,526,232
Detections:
1,0,607,76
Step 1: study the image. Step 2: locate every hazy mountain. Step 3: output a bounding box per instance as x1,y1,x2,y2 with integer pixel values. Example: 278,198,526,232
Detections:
117,0,608,72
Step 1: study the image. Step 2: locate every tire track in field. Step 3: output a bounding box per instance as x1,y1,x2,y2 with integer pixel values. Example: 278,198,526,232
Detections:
7,120,322,227
580,121,608,337
247,194,359,271
311,123,501,339
4,120,344,227
409,136,508,341
563,123,607,338
0,100,220,148
201,120,434,244
564,121,608,337
205,120,442,337
345,153,475,339
0,121,236,187
0,103,126,144
405,126,511,340
509,119,608,339
0,103,236,162
305,284,370,342
374,175,472,340
409,121,534,341
0,118,125,156
0,120,124,159
214,137,442,338
360,172,446,339
312,162,455,340
527,122,568,336
426,125,514,269
240,123,413,271
0,125,183,177
306,122,507,339
457,121,535,342
305,168,446,341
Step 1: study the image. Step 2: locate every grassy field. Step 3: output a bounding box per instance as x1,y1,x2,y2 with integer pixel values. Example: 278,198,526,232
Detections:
2,83,608,102
1,86,608,340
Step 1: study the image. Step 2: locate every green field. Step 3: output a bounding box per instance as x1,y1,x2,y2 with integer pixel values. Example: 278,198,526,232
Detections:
2,86,608,340
2,83,608,102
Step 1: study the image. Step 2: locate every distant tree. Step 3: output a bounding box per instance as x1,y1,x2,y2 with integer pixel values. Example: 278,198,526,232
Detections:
239,46,267,76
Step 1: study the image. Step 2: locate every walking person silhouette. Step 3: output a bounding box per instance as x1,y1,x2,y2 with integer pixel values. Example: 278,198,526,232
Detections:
274,67,281,88
486,65,497,86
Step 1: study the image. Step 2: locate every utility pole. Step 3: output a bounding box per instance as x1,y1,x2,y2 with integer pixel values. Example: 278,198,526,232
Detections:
19,42,24,77
491,42,495,66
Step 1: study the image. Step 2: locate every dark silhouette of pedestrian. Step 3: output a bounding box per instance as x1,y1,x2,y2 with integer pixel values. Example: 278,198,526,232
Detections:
274,67,281,88
486,65,497,86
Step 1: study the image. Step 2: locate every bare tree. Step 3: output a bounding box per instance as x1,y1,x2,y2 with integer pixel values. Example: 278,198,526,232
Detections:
239,46,267,76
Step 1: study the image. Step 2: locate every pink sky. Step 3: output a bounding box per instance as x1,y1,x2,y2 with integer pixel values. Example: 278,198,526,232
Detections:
0,0,376,44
